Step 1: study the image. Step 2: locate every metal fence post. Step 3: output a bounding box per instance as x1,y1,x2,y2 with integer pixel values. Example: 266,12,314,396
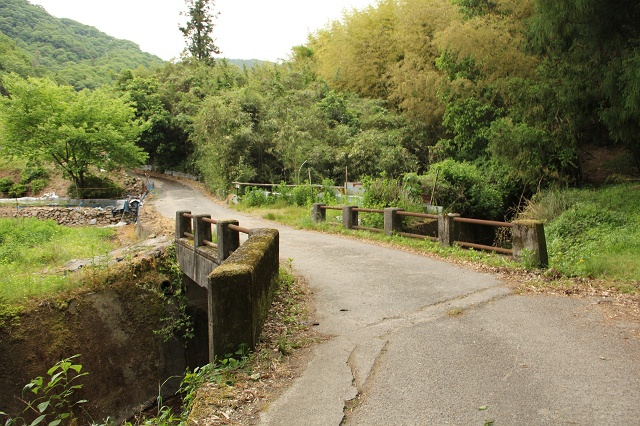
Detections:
217,219,240,260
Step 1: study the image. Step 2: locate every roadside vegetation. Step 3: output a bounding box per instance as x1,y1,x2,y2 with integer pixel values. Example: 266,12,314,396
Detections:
0,218,117,302
231,180,640,294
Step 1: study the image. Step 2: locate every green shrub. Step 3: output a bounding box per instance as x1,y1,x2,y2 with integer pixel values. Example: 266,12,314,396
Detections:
0,177,14,193
424,159,504,219
8,183,28,198
67,175,124,199
19,166,49,184
320,179,337,204
292,184,315,206
361,175,403,209
272,182,293,205
29,178,48,195
359,175,403,228
242,187,269,207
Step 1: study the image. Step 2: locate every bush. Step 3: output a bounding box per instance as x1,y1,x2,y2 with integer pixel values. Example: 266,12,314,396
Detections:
67,175,124,199
242,187,270,207
0,177,14,193
361,175,403,209
29,178,48,195
425,159,504,219
319,179,337,204
269,182,294,205
292,184,315,206
8,183,28,198
20,166,49,184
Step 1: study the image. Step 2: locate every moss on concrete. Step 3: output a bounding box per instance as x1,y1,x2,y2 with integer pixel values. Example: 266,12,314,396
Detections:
207,228,279,359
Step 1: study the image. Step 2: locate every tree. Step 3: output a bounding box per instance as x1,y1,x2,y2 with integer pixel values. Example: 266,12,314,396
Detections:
0,74,147,193
528,0,640,171
180,0,221,64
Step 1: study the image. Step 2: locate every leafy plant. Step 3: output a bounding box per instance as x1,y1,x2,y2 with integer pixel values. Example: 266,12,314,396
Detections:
0,177,14,193
319,179,337,205
28,179,48,195
178,347,250,417
292,184,315,207
425,159,504,219
5,355,89,426
154,291,194,346
20,167,48,185
154,246,194,345
8,183,28,198
242,186,269,207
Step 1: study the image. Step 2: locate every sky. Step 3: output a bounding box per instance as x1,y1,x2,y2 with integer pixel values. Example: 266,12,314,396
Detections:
28,0,379,62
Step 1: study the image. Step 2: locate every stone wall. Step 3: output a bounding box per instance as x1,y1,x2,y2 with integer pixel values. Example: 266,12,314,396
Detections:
0,206,136,226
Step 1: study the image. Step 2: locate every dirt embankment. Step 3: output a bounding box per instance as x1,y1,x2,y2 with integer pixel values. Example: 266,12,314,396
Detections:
0,208,181,424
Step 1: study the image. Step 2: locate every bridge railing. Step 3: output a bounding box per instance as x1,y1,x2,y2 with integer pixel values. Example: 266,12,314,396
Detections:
312,203,548,267
176,211,250,262
175,210,279,362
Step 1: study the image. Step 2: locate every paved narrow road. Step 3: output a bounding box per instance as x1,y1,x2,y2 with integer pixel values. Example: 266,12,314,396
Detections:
151,177,640,425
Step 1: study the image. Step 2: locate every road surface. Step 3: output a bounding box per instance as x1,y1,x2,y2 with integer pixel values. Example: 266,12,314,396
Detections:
151,176,640,425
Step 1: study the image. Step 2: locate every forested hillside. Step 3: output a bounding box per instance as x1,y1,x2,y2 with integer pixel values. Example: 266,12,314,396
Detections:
0,0,164,89
1,0,638,220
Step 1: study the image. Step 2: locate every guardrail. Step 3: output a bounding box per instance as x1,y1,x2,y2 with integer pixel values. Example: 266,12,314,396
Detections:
312,204,548,267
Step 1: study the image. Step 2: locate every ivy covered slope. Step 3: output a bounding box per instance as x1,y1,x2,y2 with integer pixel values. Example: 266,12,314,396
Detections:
0,0,165,89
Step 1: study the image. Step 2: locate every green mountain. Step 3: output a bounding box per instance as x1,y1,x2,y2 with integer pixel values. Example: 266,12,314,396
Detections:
0,0,165,90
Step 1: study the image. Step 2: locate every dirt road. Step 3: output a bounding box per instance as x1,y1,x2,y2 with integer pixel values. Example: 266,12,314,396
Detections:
151,176,640,425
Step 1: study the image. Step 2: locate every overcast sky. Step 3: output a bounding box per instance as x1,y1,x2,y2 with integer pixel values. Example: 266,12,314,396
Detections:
28,0,378,62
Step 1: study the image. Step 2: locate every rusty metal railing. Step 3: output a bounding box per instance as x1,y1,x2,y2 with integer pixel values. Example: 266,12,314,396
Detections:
176,211,250,261
452,216,513,255
311,204,519,256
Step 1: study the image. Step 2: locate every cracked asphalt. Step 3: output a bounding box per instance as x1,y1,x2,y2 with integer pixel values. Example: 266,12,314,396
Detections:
151,176,640,425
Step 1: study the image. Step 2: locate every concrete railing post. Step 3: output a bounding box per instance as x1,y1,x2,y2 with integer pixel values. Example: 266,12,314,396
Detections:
194,214,212,247
384,208,402,236
512,220,548,268
217,219,240,261
342,206,358,229
312,203,327,223
176,210,192,240
438,213,460,247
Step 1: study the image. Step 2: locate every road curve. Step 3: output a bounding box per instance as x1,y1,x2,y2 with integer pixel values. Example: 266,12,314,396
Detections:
150,176,640,425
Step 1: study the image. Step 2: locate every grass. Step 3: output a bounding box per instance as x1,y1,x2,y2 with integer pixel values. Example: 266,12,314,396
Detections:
0,218,118,302
530,184,640,286
230,183,640,294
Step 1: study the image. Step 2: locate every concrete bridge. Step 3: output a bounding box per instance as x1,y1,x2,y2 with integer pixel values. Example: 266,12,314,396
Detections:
174,211,279,363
